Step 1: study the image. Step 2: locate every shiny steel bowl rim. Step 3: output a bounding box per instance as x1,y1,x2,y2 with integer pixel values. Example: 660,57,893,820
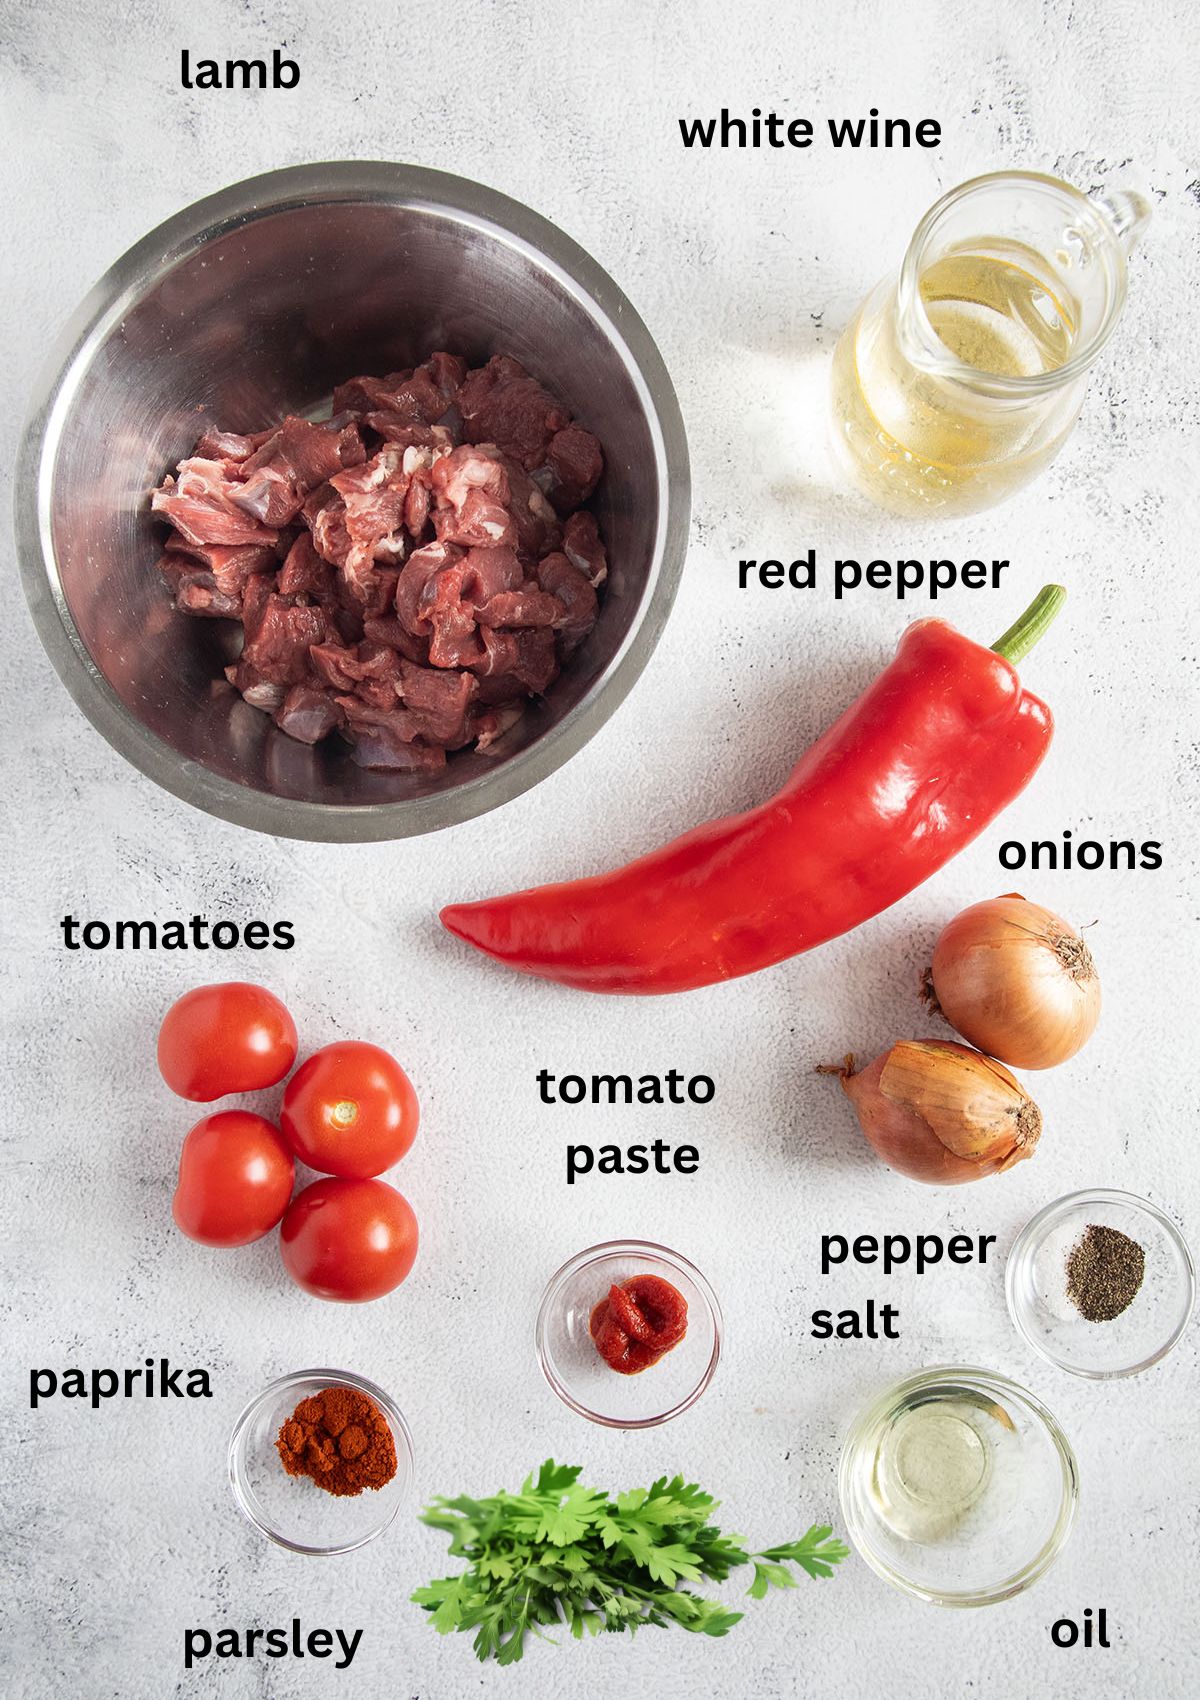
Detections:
16,160,690,841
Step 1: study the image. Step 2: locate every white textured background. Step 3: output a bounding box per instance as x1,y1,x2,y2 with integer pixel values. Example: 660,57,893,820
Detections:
2,2,1198,1696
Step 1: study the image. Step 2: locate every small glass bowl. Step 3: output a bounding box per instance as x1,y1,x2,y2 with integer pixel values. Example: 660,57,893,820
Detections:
229,1369,414,1555
839,1366,1078,1607
1006,1189,1194,1379
536,1240,721,1427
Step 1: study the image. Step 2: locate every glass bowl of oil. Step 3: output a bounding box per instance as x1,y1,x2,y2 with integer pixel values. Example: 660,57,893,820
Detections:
838,1366,1078,1605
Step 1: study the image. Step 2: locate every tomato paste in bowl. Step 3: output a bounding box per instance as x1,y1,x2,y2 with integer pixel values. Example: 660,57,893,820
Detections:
589,1274,689,1374
537,1241,720,1428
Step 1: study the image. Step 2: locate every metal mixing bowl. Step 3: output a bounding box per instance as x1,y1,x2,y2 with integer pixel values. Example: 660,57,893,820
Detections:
16,162,689,840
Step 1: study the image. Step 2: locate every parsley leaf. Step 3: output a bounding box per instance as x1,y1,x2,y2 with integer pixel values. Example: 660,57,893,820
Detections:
412,1460,848,1665
756,1527,853,1580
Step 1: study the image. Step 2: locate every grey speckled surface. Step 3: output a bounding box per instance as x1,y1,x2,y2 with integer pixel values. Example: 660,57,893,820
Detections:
2,1,1198,1696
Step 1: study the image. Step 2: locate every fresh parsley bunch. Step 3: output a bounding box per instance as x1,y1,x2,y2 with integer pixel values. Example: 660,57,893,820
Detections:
412,1459,849,1665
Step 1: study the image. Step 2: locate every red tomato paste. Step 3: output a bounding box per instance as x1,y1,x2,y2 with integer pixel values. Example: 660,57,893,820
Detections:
589,1274,688,1374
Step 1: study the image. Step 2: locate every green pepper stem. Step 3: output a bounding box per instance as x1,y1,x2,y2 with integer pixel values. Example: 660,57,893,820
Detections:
990,584,1067,666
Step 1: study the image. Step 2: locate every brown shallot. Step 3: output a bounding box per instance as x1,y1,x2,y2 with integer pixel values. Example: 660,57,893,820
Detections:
821,1040,1042,1185
926,895,1100,1069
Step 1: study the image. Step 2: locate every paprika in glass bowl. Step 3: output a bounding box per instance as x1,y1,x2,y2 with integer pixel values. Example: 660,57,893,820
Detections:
228,1368,414,1555
536,1240,722,1427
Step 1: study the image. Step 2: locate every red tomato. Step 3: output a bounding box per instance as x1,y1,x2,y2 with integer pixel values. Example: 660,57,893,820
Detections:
280,1041,419,1179
279,1177,419,1302
158,982,297,1102
173,1111,295,1247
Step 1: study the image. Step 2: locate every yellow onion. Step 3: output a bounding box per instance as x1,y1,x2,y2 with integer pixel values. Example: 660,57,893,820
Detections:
824,1040,1042,1185
927,895,1100,1069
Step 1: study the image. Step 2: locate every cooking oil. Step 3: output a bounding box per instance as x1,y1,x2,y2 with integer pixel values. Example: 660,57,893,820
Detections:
830,241,1083,517
869,1385,1017,1544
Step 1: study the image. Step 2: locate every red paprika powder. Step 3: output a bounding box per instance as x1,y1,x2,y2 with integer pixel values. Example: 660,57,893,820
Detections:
275,1384,397,1496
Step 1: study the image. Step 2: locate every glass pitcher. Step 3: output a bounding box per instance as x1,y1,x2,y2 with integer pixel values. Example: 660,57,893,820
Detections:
829,170,1151,517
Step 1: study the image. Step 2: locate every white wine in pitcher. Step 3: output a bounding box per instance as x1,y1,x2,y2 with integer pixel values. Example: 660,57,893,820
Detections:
830,173,1150,517
919,246,1075,376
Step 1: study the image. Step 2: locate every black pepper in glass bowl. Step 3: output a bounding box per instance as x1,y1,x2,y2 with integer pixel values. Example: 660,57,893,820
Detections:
1006,1190,1194,1379
1065,1224,1145,1322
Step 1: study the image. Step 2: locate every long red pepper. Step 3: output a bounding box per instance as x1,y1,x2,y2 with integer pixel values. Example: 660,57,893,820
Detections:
441,588,1065,995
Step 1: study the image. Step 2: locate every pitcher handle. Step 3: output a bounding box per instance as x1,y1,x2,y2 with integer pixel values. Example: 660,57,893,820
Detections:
1092,187,1153,257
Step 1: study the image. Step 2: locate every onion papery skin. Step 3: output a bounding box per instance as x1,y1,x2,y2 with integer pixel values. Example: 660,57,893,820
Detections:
930,895,1100,1070
835,1040,1042,1186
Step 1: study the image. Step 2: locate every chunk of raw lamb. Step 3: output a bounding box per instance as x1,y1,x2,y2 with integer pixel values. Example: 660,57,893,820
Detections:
156,557,241,620
543,423,604,514
419,565,486,669
273,685,344,745
496,456,562,562
339,641,406,687
192,426,276,462
276,532,336,600
470,627,521,679
471,702,526,752
460,545,524,605
327,446,410,596
151,459,279,548
349,724,448,771
562,510,608,587
395,542,463,638
332,371,412,416
456,355,570,469
475,586,566,629
330,444,408,528
348,566,401,625
430,445,516,549
239,596,327,685
535,551,599,647
303,495,400,616
403,473,432,541
511,628,560,694
397,658,478,745
402,440,450,538
361,614,430,665
224,660,287,712
310,442,446,609
335,697,449,772
338,642,406,710
308,640,363,696
424,351,469,405
363,418,453,452
303,483,353,570
230,416,366,526
333,354,466,427
240,573,275,641
157,540,277,617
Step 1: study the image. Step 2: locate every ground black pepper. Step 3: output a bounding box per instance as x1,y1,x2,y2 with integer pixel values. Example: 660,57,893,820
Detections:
1066,1224,1145,1322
